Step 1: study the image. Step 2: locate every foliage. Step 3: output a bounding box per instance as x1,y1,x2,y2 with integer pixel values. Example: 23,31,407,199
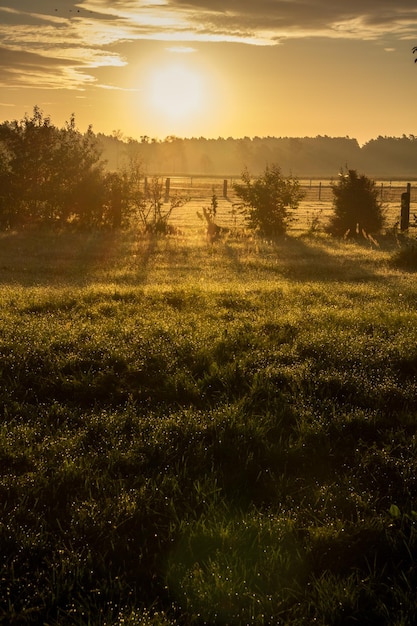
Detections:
0,107,138,230
390,242,417,270
102,152,189,233
0,108,189,233
328,168,385,237
233,164,304,237
141,176,189,234
0,107,110,228
206,187,218,222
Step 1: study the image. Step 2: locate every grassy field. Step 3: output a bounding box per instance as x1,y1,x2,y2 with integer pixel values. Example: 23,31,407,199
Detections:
1,213,417,624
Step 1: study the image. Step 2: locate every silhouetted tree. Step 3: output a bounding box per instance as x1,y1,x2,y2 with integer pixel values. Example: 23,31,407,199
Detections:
0,107,111,229
4,107,58,225
328,169,385,237
233,164,303,237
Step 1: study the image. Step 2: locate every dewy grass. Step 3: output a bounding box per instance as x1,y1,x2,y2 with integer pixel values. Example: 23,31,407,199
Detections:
1,229,417,624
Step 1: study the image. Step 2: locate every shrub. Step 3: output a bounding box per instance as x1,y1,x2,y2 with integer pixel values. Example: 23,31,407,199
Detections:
328,168,385,237
124,167,188,234
390,243,417,270
233,164,304,237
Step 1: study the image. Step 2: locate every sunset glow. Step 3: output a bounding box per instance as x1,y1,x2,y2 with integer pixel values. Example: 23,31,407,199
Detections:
146,63,206,122
0,1,417,143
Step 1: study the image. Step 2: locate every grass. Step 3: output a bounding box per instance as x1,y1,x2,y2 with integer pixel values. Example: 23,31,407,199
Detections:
1,224,417,624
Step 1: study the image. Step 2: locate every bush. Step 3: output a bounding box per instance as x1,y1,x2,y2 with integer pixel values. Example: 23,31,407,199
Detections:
328,168,385,237
390,243,417,270
0,107,110,229
233,164,303,237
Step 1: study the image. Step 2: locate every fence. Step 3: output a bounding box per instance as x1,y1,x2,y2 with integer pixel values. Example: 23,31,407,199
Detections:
145,175,416,233
147,175,417,204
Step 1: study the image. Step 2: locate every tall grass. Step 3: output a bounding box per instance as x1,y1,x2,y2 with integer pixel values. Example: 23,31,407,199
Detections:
1,227,417,624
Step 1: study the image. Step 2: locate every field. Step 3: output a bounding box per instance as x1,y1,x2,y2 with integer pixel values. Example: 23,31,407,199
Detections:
2,199,417,624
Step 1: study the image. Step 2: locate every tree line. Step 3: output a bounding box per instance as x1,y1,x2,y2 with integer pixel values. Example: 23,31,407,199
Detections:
99,133,417,179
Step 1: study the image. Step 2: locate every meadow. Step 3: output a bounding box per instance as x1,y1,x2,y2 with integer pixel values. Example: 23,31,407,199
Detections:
1,200,417,625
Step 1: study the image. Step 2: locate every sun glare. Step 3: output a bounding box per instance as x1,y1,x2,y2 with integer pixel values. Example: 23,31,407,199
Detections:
147,62,205,121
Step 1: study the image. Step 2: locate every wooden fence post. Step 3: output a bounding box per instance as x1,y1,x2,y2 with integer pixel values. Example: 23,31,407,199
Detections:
164,177,170,202
400,183,411,230
223,179,228,198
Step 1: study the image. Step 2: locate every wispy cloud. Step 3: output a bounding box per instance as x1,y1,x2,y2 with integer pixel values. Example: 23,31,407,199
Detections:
96,83,140,91
166,46,197,53
1,0,417,91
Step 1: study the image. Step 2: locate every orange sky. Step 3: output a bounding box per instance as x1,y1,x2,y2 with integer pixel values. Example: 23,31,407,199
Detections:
1,1,417,144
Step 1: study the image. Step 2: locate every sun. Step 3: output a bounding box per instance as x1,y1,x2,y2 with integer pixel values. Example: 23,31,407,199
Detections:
147,62,205,121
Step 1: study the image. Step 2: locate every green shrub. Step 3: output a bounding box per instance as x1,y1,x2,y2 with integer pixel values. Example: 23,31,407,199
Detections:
233,164,304,237
328,168,385,237
390,243,417,270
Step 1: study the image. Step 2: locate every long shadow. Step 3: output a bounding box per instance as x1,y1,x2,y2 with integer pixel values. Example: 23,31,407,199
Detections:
0,230,157,287
0,231,114,287
221,239,245,274
264,235,383,284
128,234,158,285
211,233,383,285
0,229,388,290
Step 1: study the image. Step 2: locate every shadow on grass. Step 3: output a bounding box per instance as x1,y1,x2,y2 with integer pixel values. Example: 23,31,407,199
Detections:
0,230,157,286
0,230,117,286
271,235,383,283
217,233,384,284
0,228,391,289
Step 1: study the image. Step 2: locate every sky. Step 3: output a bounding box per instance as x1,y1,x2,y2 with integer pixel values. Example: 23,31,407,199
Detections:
1,1,417,144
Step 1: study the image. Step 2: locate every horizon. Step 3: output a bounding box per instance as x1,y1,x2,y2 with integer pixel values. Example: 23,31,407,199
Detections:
2,106,417,147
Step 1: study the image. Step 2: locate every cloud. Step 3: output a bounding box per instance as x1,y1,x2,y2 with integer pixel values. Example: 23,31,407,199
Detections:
0,45,94,90
1,0,417,92
165,46,197,53
163,0,417,42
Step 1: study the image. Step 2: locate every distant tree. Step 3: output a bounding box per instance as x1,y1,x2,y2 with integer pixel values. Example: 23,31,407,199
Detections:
233,164,303,237
328,168,385,237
